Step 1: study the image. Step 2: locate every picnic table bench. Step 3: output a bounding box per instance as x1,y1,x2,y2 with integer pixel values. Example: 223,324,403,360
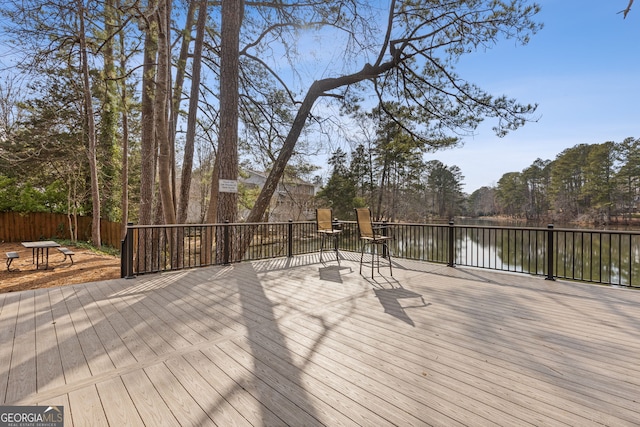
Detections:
5,252,19,271
57,247,75,265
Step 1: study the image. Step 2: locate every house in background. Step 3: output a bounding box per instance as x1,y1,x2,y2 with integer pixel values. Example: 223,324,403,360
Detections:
240,170,317,222
181,168,318,223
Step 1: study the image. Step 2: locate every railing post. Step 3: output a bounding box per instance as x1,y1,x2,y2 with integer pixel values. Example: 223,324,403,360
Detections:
546,223,555,281
287,219,294,257
333,217,341,254
223,220,230,265
120,222,134,279
120,240,126,278
447,219,455,267
382,220,389,258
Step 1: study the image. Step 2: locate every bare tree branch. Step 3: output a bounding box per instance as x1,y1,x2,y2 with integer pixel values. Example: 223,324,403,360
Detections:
621,0,634,18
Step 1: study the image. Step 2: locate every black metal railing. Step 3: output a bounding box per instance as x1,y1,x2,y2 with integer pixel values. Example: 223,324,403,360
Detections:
552,227,640,286
121,221,321,277
121,221,640,287
451,224,549,275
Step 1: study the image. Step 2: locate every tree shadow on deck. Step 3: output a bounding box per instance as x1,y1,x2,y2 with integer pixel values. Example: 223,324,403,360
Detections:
218,262,327,425
373,287,430,327
0,261,330,425
318,265,353,283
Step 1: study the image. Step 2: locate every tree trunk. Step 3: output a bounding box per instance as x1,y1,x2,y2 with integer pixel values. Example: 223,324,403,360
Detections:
203,154,220,264
155,0,175,224
137,1,160,269
168,0,193,226
177,0,207,224
139,1,158,226
67,177,78,241
120,92,129,236
171,0,195,140
78,0,101,247
118,7,129,238
216,0,243,225
376,156,389,221
100,0,119,220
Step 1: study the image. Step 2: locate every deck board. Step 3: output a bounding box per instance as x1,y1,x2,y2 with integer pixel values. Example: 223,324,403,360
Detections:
59,286,116,376
96,377,145,426
0,292,21,404
181,350,273,426
6,292,37,403
120,369,180,426
1,256,639,426
34,290,65,394
144,361,217,426
68,385,108,427
81,278,158,362
163,354,249,426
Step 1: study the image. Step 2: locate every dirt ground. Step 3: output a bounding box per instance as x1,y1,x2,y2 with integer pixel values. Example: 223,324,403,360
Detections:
0,242,121,293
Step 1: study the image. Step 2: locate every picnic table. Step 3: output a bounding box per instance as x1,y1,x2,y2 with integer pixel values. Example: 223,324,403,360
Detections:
21,240,61,270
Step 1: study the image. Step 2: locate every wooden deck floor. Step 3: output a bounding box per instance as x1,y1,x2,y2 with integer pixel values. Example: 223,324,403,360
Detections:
1,253,639,426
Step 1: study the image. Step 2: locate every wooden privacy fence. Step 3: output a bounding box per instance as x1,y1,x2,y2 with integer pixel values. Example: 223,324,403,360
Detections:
0,212,122,249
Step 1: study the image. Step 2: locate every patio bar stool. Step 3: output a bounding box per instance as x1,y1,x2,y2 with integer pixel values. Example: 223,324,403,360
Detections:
316,208,342,262
355,207,393,277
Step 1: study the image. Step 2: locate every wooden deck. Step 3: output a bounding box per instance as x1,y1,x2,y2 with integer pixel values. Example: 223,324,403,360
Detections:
1,253,639,426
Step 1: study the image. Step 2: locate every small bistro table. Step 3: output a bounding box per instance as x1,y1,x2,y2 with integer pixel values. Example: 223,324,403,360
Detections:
21,241,61,270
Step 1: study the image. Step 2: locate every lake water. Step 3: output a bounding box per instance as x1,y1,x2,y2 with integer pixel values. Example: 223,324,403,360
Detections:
454,217,640,232
386,219,640,287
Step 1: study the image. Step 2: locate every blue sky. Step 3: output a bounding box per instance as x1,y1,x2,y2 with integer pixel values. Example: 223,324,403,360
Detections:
432,1,640,193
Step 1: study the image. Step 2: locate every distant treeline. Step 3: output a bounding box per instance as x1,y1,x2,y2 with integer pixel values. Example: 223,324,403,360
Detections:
467,137,640,224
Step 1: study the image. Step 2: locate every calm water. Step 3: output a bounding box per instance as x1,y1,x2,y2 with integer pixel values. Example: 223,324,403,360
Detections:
454,217,640,232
